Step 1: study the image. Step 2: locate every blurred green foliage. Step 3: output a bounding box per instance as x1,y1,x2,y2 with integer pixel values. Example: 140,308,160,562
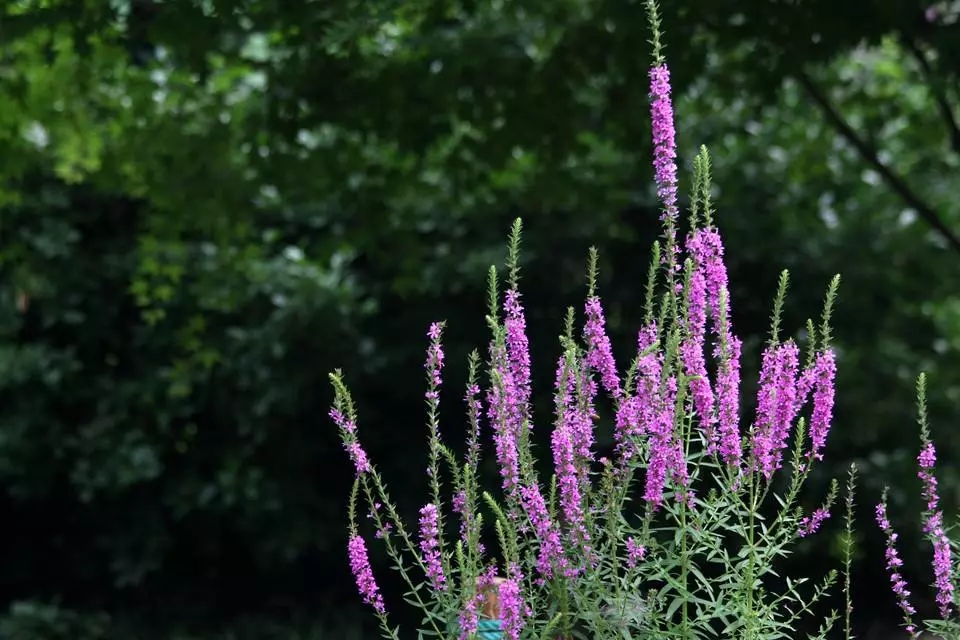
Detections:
2,0,960,636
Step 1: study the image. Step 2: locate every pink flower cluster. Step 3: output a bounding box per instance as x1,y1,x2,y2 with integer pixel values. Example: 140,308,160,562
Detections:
418,503,447,592
876,500,916,634
330,408,371,476
752,342,801,480
797,508,830,538
499,569,530,640
487,290,532,500
425,321,445,401
650,63,678,225
348,535,385,614
490,289,569,580
750,344,836,480
457,565,498,640
584,296,622,397
626,537,647,569
917,441,954,618
684,227,742,464
870,387,957,631
552,358,589,550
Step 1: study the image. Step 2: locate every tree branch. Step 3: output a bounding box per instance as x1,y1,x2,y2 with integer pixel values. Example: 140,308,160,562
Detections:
900,33,960,157
795,69,960,256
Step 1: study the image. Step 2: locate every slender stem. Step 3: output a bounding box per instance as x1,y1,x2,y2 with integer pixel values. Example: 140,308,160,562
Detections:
679,495,690,638
677,400,694,639
559,578,570,638
744,472,758,640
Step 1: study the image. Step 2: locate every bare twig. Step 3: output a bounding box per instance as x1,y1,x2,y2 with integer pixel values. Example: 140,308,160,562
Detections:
795,69,960,256
900,33,960,156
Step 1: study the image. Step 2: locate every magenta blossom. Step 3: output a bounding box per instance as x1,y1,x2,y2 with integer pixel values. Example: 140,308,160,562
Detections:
751,342,802,480
458,565,498,640
583,296,621,396
626,537,647,569
504,289,533,429
418,503,447,592
680,264,716,446
649,63,678,224
615,323,660,465
806,350,836,461
552,357,589,548
798,508,830,538
499,570,530,640
917,441,954,618
644,375,688,509
425,322,445,401
487,343,521,498
685,229,729,330
348,535,385,614
487,289,533,503
519,483,568,580
570,367,599,491
687,227,743,465
876,500,916,634
715,335,743,465
331,408,372,476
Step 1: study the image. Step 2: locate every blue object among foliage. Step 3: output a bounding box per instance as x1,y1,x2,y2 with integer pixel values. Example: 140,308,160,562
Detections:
477,618,504,640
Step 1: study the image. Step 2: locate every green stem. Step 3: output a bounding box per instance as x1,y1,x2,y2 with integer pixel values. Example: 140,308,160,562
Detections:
744,474,759,640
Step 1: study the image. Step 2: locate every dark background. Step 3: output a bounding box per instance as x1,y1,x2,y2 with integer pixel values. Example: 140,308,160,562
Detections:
2,0,960,637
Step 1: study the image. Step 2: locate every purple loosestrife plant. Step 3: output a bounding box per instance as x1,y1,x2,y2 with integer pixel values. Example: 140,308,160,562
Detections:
684,189,745,469
625,538,647,569
916,436,954,620
646,0,681,294
679,250,714,448
649,61,678,226
419,503,448,592
714,332,743,466
519,481,568,581
797,507,830,538
458,565,498,640
750,340,802,481
499,571,530,640
876,374,960,640
641,373,686,509
876,496,917,636
326,3,880,639
330,406,371,476
486,292,524,509
614,321,661,468
425,322,450,573
552,354,589,552
348,534,386,615
918,439,955,620
455,355,485,553
583,275,622,398
806,349,836,462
